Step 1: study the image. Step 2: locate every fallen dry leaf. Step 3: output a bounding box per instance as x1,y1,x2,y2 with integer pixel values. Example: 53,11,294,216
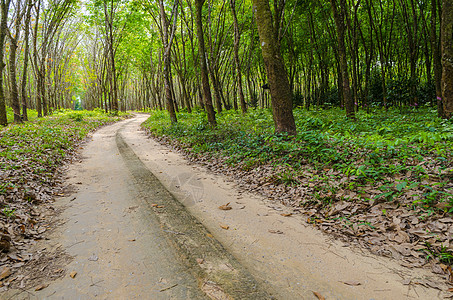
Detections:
342,280,361,286
448,287,453,292
312,291,326,300
128,239,136,242
220,224,229,230
268,230,284,234
196,258,204,264
35,283,49,291
69,271,77,278
88,254,98,261
206,233,214,238
218,203,232,210
0,267,11,280
281,213,292,217
151,204,159,207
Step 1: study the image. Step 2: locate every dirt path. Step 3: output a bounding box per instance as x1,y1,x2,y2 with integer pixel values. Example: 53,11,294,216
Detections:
6,115,444,299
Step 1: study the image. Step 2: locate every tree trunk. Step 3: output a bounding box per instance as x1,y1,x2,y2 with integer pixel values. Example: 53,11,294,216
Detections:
251,0,296,134
229,0,247,113
0,0,11,126
8,0,23,123
21,0,33,121
442,0,453,118
159,0,177,123
432,0,443,117
330,0,355,119
195,0,216,126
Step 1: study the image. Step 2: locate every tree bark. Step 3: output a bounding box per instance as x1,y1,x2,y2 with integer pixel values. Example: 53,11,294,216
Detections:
8,0,23,123
432,0,443,117
20,0,33,121
195,0,216,126
0,0,11,126
229,0,247,114
331,0,355,119
159,0,178,123
251,0,296,134
442,0,453,118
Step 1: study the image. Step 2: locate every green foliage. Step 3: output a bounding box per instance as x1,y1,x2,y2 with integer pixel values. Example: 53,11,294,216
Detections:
2,207,16,218
143,107,453,215
0,110,125,199
6,107,39,124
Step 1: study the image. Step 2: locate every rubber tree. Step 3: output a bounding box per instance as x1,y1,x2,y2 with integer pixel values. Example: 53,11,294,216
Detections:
20,0,34,121
229,0,247,114
0,0,11,126
251,0,296,135
431,0,443,117
7,0,24,123
195,0,216,127
442,0,453,119
330,0,355,119
103,0,119,115
158,0,178,123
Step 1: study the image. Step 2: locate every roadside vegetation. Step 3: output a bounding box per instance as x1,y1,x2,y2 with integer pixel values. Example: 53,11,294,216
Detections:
0,109,127,289
143,107,453,276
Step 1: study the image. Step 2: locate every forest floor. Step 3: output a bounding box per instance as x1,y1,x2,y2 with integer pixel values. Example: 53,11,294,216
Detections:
2,114,448,299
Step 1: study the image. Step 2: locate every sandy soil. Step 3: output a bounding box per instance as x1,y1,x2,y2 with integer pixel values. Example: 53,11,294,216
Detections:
4,115,444,299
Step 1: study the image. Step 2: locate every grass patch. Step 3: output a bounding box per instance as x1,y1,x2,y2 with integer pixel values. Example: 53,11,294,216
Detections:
0,109,127,203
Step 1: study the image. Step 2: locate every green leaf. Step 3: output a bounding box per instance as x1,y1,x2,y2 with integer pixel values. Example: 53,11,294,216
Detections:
396,182,407,192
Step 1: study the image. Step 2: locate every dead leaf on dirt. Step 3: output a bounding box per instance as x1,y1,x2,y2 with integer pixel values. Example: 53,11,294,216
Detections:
196,258,204,264
88,254,98,261
239,205,246,209
268,230,284,234
312,291,326,300
69,271,77,278
448,287,453,292
35,283,49,291
280,213,292,217
341,280,361,286
128,239,136,242
206,233,214,238
151,204,159,207
220,224,229,230
401,278,412,285
0,267,11,280
0,234,11,252
218,203,232,210
432,263,444,274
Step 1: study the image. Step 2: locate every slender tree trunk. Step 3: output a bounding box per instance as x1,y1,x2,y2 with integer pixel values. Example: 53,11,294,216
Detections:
159,0,177,123
442,0,453,118
331,0,355,119
432,0,443,117
251,0,296,134
8,0,23,123
21,0,33,121
195,0,216,126
229,0,247,113
0,0,11,126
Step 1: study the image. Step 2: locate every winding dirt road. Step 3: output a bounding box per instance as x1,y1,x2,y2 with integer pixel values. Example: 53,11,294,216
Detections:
8,115,443,299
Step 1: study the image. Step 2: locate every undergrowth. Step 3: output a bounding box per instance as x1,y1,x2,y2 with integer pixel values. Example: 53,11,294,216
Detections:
143,107,453,215
0,109,127,204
